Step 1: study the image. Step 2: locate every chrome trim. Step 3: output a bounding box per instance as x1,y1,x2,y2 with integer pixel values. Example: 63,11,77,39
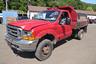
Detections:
7,25,23,37
5,34,38,51
6,25,38,51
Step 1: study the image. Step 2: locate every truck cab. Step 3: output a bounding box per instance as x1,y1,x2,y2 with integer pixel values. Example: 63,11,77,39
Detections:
5,6,88,61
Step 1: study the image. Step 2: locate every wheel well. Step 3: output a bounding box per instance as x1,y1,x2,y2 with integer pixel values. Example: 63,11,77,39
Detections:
72,26,87,37
39,34,55,42
36,34,55,49
82,26,87,33
77,26,87,33
73,26,87,33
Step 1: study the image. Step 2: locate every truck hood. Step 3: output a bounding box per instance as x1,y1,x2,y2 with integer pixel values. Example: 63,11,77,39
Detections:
8,19,50,31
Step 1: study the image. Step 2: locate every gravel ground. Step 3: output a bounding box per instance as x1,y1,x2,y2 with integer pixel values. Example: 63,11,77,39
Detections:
0,24,96,64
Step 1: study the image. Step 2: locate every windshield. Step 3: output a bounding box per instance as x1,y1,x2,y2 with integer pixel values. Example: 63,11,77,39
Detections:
33,11,60,22
18,16,28,20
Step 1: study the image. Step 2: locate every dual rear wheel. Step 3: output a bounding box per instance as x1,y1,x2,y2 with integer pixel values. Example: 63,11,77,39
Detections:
77,29,85,40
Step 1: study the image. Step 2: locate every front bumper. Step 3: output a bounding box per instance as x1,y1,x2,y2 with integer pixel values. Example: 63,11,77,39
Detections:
5,34,38,52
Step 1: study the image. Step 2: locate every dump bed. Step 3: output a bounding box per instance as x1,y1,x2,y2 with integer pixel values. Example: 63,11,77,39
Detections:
57,6,88,29
75,13,88,29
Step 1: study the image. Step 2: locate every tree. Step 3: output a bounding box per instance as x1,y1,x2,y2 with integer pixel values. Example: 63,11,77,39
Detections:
92,4,96,11
8,0,28,12
0,0,4,11
0,0,96,12
18,0,28,12
86,6,93,11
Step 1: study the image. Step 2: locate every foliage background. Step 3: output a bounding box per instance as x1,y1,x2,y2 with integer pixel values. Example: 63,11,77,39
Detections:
0,0,96,12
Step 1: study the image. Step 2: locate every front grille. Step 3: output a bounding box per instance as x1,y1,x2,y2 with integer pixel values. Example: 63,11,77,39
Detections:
7,25,22,38
11,43,19,48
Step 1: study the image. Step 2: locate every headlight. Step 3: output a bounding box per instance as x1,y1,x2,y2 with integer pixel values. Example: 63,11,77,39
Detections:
22,31,36,41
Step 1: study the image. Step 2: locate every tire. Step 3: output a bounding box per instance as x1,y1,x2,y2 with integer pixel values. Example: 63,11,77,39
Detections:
77,30,84,40
35,39,53,61
83,26,87,33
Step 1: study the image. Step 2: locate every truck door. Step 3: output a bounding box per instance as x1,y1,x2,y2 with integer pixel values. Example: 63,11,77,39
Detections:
59,12,72,38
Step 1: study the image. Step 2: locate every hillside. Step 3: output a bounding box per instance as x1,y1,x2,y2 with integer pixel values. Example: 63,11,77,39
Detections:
0,0,96,12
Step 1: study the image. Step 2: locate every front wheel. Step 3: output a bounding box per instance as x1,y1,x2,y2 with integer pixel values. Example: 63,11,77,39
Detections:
35,39,53,61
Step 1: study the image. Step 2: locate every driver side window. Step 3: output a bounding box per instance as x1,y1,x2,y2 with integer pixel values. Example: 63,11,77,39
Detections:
60,12,69,24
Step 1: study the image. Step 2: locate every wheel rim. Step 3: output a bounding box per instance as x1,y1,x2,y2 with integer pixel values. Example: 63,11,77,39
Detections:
42,45,50,55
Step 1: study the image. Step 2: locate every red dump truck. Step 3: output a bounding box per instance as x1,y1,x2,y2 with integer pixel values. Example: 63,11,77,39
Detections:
5,6,88,60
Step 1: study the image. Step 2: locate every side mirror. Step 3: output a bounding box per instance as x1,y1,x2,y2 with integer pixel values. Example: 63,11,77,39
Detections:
66,18,71,25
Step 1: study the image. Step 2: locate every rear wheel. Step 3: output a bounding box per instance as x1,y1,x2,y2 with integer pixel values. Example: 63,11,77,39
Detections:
77,29,85,40
35,39,53,61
